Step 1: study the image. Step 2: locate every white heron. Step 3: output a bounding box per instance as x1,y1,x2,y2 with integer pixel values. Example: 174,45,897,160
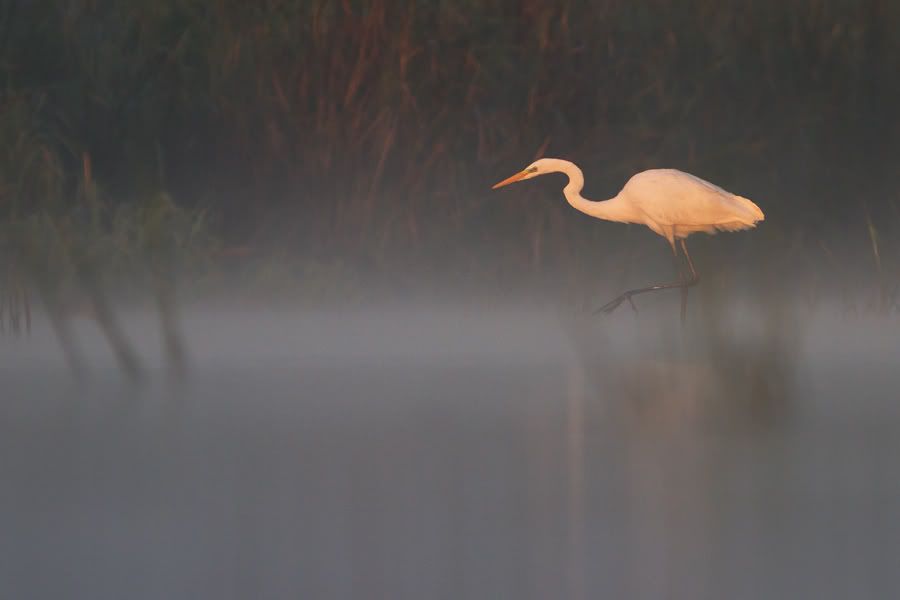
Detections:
492,158,764,320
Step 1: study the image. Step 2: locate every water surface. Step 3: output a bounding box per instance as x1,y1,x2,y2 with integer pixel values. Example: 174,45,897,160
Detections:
2,307,899,599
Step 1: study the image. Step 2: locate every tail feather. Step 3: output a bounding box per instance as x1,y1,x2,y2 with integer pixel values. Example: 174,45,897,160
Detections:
736,195,765,222
709,195,765,233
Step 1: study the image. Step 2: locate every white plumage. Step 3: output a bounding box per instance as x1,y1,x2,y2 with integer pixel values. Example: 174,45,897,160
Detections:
618,168,764,243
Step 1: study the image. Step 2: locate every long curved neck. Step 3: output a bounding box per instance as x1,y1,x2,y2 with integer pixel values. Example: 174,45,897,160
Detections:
551,160,635,224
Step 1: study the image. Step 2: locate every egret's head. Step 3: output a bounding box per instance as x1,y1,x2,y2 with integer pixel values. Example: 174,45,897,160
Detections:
491,158,557,189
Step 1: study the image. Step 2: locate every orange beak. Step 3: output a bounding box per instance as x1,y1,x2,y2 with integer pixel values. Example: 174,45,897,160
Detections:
492,170,529,189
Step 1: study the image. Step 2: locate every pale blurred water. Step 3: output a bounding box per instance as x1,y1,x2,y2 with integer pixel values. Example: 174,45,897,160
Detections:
1,307,899,599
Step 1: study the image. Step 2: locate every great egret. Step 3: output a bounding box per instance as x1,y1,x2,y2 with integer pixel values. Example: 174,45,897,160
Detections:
492,158,764,320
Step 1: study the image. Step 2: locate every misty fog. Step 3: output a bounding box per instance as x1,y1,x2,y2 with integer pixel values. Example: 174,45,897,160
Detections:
3,294,900,599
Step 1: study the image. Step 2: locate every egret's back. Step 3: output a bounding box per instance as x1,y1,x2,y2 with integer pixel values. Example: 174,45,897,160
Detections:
622,169,764,236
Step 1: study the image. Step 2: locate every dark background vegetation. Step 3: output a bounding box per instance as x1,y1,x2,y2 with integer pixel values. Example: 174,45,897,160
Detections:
3,0,900,306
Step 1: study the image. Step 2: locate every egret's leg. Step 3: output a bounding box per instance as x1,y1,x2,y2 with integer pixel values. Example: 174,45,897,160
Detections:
678,239,699,324
680,239,698,281
677,244,689,324
594,239,700,317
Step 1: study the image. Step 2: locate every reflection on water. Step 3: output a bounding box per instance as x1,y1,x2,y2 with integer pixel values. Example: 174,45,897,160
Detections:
1,307,899,599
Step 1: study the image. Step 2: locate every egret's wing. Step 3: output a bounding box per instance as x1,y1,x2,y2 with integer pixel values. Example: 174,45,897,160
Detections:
625,169,763,231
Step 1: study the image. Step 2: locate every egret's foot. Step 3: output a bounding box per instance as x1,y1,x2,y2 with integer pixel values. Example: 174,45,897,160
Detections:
594,293,639,315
